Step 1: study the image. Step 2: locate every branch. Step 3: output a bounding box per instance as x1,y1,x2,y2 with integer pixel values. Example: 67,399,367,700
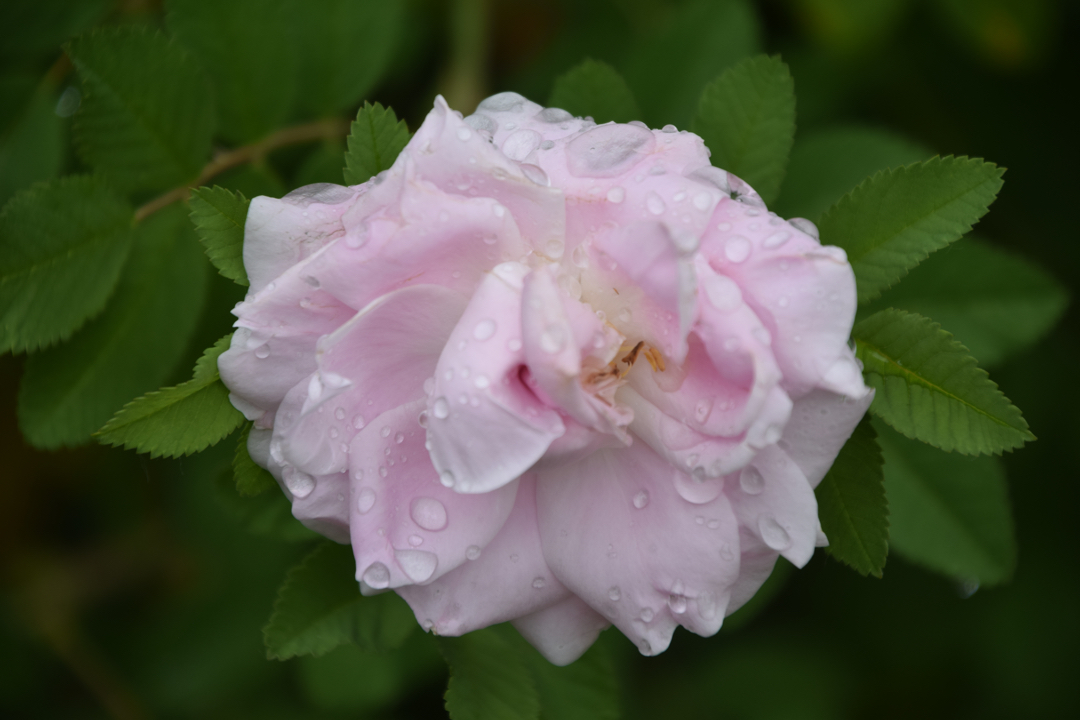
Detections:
134,117,349,223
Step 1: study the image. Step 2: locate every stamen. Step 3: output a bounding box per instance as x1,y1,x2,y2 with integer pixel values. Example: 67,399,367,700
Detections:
644,346,666,372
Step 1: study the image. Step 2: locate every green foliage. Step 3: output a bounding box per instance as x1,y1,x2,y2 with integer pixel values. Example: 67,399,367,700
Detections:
294,141,348,186
622,0,761,129
692,54,796,206
1,176,132,354
0,79,63,207
343,102,409,186
264,542,416,660
548,59,641,124
167,0,297,144
285,0,403,117
189,186,250,286
95,335,243,458
854,309,1033,455
819,156,1005,303
234,422,278,496
0,0,107,64
526,641,619,720
860,236,1068,366
814,413,888,577
17,204,207,449
774,125,932,222
66,27,214,193
439,628,540,720
214,468,318,542
877,421,1017,586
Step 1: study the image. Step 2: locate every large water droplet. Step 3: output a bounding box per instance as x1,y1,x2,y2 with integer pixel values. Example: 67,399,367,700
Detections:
632,490,650,509
473,319,496,341
362,562,390,589
352,414,366,430
283,467,314,498
439,470,456,488
254,345,270,359
724,235,752,263
536,107,573,123
668,594,687,614
395,549,438,583
740,466,765,495
456,126,472,141
478,91,526,113
759,515,792,551
411,497,448,531
520,163,550,186
539,324,567,354
356,487,376,514
432,397,450,419
502,129,542,161
763,230,791,249
646,191,666,215
566,124,654,177
789,217,819,240
606,186,625,203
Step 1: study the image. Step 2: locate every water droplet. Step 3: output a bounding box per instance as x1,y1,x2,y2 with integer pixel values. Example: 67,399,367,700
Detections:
473,375,490,389
532,576,547,589
608,586,622,601
362,562,390,589
493,204,506,218
255,345,270,359
473,319,496,341
646,192,666,215
740,466,765,495
353,468,364,481
432,397,450,419
395,549,438,583
417,411,429,428
283,467,314,498
566,124,653,177
640,608,654,622
724,235,751,263
790,217,819,240
379,426,391,438
759,515,792,551
456,126,472,141
695,398,713,423
717,221,732,232
707,518,721,529
411,497,448,531
352,414,365,430
764,230,791,249
633,490,650,509
521,163,550,186
606,186,625,203
409,534,424,547
693,192,712,211
719,543,735,561
507,338,522,352
661,124,678,133
466,545,481,560
439,470,456,488
539,324,567,353
378,466,388,478
329,427,339,439
668,594,687,614
617,308,632,324
501,129,541,161
703,273,742,312
695,516,705,525
356,487,376,513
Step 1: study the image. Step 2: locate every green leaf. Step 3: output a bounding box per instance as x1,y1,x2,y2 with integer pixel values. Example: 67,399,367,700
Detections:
0,0,107,64
877,421,1017,585
1,176,133,354
814,413,888,577
854,309,1033,455
818,156,1005,303
167,0,298,144
0,78,64,207
66,27,214,193
189,186,250,286
264,542,415,660
774,125,932,223
95,335,243,458
859,236,1068,367
548,58,641,124
18,203,208,449
234,422,278,496
284,0,403,116
214,468,318,542
343,102,409,186
622,0,761,129
527,641,618,720
438,628,540,720
691,54,796,206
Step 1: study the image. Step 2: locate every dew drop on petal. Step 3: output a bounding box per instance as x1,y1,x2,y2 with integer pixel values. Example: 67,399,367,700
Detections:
540,324,567,353
521,163,550,186
411,497,448,531
693,192,712,211
632,490,650,509
668,594,687,614
432,397,450,419
466,545,481,560
608,586,622,601
763,231,791,249
720,544,735,561
790,217,819,240
356,487,376,514
646,191,666,215
334,407,345,421
409,534,423,547
380,426,391,438
640,607,655,622
501,129,541,161
378,466,388,478
473,318,496,341
362,562,390,589
695,398,713,423
254,346,270,359
439,470,456,488
759,515,792,551
740,466,765,495
456,127,472,141
724,235,751,263
532,576,547,589
395,549,438,583
717,221,732,232
473,375,490,389
283,467,314,498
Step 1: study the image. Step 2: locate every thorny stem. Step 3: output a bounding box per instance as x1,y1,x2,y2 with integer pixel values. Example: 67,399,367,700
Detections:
133,117,349,223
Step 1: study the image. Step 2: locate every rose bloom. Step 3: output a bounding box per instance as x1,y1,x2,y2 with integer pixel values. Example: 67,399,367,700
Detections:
219,93,872,664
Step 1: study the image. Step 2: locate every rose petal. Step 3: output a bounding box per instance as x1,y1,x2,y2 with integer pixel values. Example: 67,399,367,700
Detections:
512,595,610,666
779,386,875,489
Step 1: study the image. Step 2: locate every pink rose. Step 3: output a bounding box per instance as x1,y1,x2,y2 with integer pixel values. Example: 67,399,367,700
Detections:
218,93,872,664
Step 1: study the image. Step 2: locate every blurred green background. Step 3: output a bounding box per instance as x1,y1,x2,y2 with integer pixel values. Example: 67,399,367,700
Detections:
1,0,1077,717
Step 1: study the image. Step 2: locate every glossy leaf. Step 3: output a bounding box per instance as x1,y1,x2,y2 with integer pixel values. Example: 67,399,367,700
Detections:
548,58,640,124
819,156,1004,302
343,102,409,186
692,54,796,205
815,413,888,577
527,640,618,720
1,176,132,354
189,185,250,286
854,309,1033,455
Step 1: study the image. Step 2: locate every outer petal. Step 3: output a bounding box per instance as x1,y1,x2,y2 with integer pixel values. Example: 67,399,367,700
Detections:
779,386,875,489
426,265,566,494
395,475,574,638
536,441,741,656
512,595,610,666
349,399,519,591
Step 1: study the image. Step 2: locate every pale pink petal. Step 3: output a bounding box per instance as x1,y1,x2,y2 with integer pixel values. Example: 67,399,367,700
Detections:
536,441,741,656
512,595,611,666
779,387,875,489
426,266,566,494
349,399,519,591
725,539,779,616
395,475,572,636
